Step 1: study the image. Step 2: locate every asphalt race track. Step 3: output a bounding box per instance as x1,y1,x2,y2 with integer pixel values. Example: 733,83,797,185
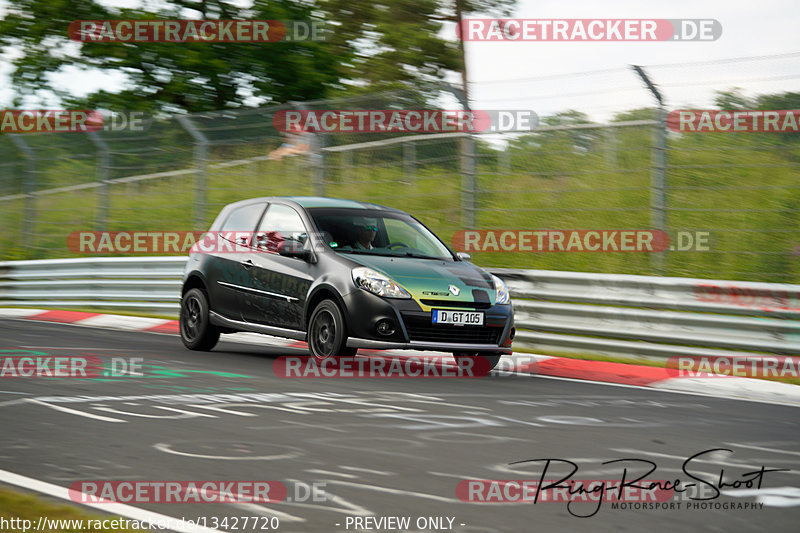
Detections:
1,318,799,532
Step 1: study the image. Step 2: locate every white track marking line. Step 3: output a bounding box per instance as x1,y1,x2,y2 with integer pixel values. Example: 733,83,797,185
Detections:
611,448,800,477
0,399,31,407
723,443,800,458
0,468,225,533
232,502,306,523
0,309,46,318
76,315,171,331
304,469,357,479
26,399,125,423
340,466,394,476
153,442,297,462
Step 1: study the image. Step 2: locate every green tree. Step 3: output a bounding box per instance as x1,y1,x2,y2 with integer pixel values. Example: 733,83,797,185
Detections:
713,88,753,110
0,0,517,113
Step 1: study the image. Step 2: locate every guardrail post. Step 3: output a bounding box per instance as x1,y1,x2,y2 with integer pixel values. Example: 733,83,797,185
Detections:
176,116,209,228
9,135,36,254
88,131,110,231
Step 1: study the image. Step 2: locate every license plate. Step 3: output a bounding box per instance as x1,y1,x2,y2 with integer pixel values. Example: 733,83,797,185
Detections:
432,309,484,326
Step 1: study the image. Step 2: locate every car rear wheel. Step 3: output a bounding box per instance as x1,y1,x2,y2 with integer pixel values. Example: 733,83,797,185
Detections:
453,352,502,373
180,288,220,351
308,299,356,359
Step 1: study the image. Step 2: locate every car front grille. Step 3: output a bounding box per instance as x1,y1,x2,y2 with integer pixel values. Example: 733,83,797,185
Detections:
401,314,501,344
420,299,492,309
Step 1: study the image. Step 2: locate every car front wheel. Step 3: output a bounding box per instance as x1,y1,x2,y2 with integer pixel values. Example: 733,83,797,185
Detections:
180,288,220,351
308,299,357,360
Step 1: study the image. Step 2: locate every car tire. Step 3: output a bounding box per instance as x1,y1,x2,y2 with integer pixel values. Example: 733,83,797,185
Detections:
180,288,221,351
453,352,502,374
308,299,352,360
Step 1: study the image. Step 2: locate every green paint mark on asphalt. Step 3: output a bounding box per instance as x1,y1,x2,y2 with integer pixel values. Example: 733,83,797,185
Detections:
140,364,256,378
2,349,258,381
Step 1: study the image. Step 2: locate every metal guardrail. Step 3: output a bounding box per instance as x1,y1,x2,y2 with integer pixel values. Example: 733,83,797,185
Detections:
1,257,799,360
0,257,185,313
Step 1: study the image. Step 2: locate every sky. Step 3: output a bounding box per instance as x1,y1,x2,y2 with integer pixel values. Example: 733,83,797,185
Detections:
0,0,798,122
458,0,800,121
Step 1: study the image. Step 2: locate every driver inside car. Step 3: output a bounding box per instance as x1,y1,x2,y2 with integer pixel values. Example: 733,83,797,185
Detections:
353,217,379,250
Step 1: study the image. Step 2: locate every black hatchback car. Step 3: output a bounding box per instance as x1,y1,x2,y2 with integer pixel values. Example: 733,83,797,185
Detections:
179,197,514,369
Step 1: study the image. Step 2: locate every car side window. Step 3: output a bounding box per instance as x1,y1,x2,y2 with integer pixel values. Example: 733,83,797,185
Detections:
255,204,308,252
220,203,266,232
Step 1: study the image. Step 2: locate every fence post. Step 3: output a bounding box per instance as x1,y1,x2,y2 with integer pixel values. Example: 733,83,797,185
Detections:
310,134,325,196
9,135,36,254
341,149,353,184
403,140,416,183
632,65,668,275
500,142,511,174
604,127,618,168
176,116,209,228
88,131,110,231
460,134,476,229
651,107,668,274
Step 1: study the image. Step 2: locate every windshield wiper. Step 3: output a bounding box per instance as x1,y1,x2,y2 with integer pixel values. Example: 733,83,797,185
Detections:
399,252,445,260
337,249,381,255
339,249,445,260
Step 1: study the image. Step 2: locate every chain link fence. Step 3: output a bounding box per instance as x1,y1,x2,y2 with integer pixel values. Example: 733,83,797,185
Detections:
1,60,799,283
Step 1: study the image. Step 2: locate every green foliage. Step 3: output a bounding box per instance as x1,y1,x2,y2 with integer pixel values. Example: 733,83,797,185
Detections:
0,0,518,111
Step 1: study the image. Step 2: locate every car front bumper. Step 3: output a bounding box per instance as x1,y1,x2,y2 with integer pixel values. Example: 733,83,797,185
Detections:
341,289,515,355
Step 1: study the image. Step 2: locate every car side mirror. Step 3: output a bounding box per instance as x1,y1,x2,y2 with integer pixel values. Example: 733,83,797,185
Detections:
456,252,471,262
279,242,312,261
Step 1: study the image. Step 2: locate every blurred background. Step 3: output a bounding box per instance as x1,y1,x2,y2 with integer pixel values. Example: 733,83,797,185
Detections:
0,0,799,283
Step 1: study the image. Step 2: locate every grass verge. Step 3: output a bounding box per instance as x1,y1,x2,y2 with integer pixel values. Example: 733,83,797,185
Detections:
0,487,146,533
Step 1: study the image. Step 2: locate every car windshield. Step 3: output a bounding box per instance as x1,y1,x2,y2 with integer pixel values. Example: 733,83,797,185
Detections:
308,208,454,260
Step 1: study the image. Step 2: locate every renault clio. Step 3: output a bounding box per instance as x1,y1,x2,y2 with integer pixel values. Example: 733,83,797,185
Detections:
179,197,514,370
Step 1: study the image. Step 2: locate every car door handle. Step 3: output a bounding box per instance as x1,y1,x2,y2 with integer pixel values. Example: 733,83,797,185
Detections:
241,259,254,269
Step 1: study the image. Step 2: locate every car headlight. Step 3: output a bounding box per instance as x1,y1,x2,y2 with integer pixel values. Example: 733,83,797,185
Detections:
352,267,411,299
492,274,510,304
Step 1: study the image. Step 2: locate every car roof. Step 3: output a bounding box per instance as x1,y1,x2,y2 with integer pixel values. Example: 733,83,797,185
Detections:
224,196,405,213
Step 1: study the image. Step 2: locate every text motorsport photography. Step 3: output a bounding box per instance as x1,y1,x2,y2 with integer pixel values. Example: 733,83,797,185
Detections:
458,449,786,518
